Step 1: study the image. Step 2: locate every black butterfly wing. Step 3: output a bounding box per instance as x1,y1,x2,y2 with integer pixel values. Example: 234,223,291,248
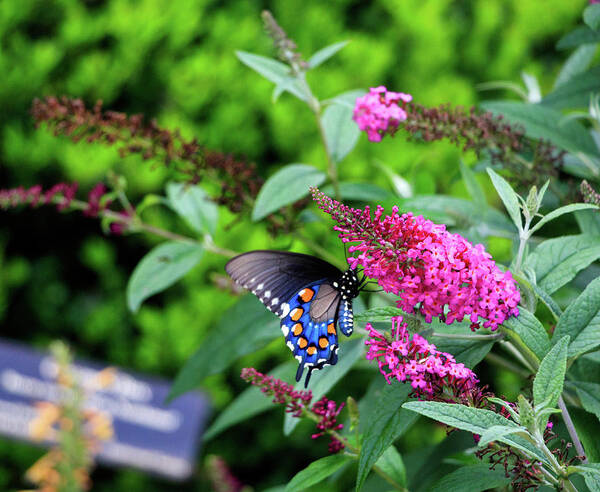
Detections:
225,250,342,317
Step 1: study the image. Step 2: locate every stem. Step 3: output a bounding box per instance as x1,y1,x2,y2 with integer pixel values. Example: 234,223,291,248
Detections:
558,396,587,463
485,352,531,379
315,111,341,199
68,198,238,258
290,61,341,199
430,332,504,341
117,190,136,216
498,330,538,372
514,214,533,273
135,221,201,244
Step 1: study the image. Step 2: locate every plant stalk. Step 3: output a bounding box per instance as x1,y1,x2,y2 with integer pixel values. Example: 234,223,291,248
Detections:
558,396,587,463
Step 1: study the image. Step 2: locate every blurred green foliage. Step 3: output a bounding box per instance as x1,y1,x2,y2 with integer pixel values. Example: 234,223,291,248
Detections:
0,0,590,490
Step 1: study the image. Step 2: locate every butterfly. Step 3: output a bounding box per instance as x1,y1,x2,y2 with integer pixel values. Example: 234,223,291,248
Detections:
225,250,364,387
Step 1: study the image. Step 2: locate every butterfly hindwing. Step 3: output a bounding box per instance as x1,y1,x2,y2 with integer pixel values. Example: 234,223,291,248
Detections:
225,250,342,318
280,281,341,386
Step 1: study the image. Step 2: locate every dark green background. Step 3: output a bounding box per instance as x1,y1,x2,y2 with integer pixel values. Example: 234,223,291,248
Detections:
0,0,589,490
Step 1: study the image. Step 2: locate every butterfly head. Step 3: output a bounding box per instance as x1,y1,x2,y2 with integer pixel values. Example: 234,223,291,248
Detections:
333,268,361,300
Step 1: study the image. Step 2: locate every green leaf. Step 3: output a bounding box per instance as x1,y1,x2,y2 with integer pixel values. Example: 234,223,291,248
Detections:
481,101,600,157
320,182,393,202
562,153,600,180
374,162,413,198
554,45,598,89
397,195,515,235
584,4,600,30
354,306,405,323
525,235,600,294
428,464,512,492
203,362,296,440
530,282,563,320
431,335,494,369
557,26,600,50
554,277,600,359
402,402,519,435
285,454,351,492
533,336,569,409
584,472,600,492
402,401,548,463
308,40,349,69
576,209,600,235
168,295,280,400
502,308,551,362
252,164,326,221
543,66,600,109
321,103,361,163
356,384,417,491
478,425,527,447
284,338,364,435
374,445,406,487
126,241,204,313
459,160,486,209
236,51,306,102
166,182,218,236
530,204,598,234
486,169,522,232
572,381,600,420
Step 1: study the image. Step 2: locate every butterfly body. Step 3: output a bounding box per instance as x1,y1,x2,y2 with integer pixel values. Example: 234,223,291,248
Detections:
225,250,361,386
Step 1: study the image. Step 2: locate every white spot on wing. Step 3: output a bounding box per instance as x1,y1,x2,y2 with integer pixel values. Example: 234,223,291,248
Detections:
281,325,289,336
264,290,271,298
279,303,290,319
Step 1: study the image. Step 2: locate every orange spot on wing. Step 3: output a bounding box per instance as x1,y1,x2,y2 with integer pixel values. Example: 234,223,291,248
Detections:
290,308,304,321
298,337,308,349
327,323,336,335
292,323,303,336
319,337,329,349
299,288,314,302
307,346,317,356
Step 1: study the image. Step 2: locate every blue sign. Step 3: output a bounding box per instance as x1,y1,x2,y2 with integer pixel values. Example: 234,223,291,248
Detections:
0,339,210,480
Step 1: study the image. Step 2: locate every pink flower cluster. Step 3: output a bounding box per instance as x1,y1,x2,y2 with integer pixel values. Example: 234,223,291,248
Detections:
241,368,346,453
0,182,133,235
311,397,345,453
353,86,412,142
0,183,79,211
240,367,312,417
365,316,479,399
311,188,520,330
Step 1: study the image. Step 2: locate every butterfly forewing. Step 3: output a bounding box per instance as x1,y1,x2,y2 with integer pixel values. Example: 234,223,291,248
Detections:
225,250,341,317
